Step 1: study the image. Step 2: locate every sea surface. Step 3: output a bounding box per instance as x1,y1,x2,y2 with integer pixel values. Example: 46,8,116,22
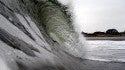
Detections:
85,40,125,62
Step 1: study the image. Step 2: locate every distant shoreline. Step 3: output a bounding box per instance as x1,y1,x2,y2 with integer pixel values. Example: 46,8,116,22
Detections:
85,37,125,41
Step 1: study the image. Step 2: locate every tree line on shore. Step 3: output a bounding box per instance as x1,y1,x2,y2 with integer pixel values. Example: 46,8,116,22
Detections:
82,29,125,37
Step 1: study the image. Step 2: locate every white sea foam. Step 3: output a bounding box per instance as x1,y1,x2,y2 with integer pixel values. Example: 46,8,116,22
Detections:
0,58,11,70
85,40,125,62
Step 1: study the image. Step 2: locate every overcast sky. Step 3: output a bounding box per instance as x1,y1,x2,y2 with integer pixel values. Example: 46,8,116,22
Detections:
58,0,125,33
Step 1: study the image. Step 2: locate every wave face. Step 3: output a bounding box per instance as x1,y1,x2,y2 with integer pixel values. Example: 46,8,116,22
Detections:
0,0,85,70
38,0,85,58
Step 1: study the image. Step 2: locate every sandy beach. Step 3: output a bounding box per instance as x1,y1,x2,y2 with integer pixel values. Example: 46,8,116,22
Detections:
86,37,125,40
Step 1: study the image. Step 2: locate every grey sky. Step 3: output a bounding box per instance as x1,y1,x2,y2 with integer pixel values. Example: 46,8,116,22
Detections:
58,0,125,33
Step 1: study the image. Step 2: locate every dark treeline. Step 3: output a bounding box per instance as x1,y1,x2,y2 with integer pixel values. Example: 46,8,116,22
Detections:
82,29,125,37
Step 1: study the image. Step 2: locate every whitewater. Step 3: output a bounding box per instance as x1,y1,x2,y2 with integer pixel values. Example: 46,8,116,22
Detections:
86,40,125,62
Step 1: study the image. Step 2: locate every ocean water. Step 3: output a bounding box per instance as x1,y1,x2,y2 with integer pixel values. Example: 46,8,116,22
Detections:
85,40,125,62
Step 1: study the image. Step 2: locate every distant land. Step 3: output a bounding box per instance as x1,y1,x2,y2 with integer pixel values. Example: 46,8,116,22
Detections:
82,29,125,40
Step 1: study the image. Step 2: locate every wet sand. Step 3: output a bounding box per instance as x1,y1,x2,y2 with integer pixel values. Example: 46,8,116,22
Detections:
86,37,125,41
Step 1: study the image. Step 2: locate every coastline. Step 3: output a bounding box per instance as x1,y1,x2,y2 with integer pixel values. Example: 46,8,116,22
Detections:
85,37,125,41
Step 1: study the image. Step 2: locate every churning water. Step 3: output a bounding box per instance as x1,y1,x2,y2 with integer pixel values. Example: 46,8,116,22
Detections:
85,40,125,62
